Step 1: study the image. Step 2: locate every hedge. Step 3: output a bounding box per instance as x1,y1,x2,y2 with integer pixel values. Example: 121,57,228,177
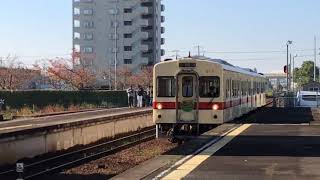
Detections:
0,90,128,109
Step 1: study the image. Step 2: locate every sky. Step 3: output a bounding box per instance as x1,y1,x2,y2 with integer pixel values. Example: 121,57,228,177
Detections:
0,0,320,73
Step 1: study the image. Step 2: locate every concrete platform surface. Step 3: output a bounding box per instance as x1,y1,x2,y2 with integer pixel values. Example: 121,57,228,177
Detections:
0,108,151,135
112,124,238,180
160,124,320,180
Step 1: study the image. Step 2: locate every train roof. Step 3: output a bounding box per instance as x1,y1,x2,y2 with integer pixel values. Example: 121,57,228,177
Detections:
190,56,264,78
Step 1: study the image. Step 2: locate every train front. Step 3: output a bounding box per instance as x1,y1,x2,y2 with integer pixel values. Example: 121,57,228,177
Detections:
153,57,223,140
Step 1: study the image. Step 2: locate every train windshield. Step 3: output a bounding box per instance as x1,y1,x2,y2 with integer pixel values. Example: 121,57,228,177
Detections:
199,76,220,98
182,76,194,97
157,77,176,97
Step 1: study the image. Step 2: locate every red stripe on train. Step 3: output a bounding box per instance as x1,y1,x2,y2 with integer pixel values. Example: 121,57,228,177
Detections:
153,97,257,110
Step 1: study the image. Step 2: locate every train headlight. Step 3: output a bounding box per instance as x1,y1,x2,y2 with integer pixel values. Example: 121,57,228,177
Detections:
212,104,219,111
157,103,163,110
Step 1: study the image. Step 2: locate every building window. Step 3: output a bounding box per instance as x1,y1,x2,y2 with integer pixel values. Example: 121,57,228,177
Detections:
83,21,94,28
83,47,93,53
81,58,93,66
108,8,118,15
83,9,93,15
124,46,132,51
124,59,132,64
74,44,81,52
74,20,80,27
124,8,132,13
74,32,80,39
74,8,80,15
124,33,132,38
83,33,93,40
124,21,132,26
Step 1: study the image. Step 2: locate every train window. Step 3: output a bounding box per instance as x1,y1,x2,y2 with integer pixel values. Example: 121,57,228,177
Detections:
182,76,193,97
199,76,220,98
157,77,176,97
226,79,229,98
241,81,246,96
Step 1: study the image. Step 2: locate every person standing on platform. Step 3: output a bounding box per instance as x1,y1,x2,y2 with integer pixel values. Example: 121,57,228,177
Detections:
127,86,134,108
146,86,151,107
149,86,153,106
137,86,144,108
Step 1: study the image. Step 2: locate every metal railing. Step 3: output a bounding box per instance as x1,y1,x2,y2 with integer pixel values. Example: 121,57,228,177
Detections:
272,96,320,108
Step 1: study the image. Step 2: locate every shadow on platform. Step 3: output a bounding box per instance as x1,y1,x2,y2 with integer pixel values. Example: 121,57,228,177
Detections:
213,135,320,157
233,107,313,124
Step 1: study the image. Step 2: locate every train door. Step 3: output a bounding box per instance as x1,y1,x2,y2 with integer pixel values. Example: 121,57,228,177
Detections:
176,74,199,123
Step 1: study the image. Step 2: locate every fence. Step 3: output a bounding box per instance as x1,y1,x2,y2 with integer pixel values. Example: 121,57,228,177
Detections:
273,95,320,108
0,90,128,110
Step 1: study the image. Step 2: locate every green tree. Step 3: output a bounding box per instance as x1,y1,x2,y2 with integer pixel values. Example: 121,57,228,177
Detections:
293,61,319,87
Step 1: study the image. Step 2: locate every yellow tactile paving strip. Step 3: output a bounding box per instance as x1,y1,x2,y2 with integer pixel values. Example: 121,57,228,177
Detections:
161,124,252,180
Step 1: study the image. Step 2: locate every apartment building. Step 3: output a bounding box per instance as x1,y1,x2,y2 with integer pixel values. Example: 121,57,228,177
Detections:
72,0,165,87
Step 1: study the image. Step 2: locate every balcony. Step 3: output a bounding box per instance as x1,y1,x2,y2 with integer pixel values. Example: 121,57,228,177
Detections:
141,19,150,26
161,49,165,56
161,16,165,23
141,6,153,15
73,0,93,4
140,44,150,51
141,14,153,19
161,27,165,34
161,4,165,12
141,25,153,32
161,38,165,45
142,37,153,44
141,1,153,7
142,49,153,57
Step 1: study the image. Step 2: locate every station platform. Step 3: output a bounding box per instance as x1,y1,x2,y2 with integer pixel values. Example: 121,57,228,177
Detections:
0,108,153,165
161,124,320,180
114,109,320,180
0,107,151,136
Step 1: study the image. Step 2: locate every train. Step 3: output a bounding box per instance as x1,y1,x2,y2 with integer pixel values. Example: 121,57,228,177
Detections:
152,56,268,141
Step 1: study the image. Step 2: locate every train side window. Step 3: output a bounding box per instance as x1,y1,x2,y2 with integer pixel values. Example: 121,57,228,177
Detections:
225,80,228,98
157,77,176,97
199,76,220,98
242,81,246,96
182,76,193,97
226,79,229,98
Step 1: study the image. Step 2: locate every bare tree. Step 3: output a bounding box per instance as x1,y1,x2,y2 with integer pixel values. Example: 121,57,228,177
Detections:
47,57,96,90
135,66,153,87
0,55,39,90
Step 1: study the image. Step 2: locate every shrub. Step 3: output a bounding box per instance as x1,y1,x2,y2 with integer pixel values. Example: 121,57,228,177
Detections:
41,105,65,114
16,107,33,117
0,90,127,110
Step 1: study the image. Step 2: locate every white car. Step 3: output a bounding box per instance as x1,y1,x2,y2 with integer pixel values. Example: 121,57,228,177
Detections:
296,91,320,107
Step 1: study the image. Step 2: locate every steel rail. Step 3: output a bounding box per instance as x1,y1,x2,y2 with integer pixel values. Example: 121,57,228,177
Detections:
0,127,156,180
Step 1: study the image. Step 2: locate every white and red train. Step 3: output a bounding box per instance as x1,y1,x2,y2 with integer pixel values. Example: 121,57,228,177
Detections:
152,56,268,140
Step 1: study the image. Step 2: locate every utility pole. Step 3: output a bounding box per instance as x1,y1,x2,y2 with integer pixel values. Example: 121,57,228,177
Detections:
194,45,202,56
114,5,118,90
293,54,298,93
289,54,292,90
286,40,292,92
314,36,317,82
172,50,180,60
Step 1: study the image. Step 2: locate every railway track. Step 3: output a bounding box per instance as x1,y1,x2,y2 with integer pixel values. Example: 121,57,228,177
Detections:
0,127,156,180
0,99,277,179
